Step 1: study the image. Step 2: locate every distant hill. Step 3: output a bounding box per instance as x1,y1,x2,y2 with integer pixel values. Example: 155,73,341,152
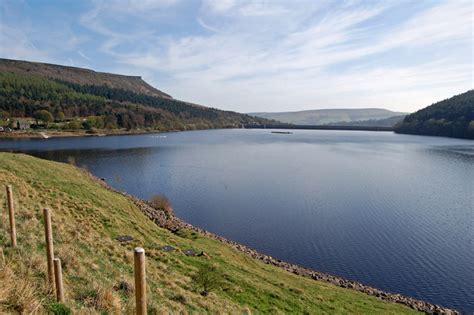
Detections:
329,115,406,127
394,90,474,139
0,58,270,131
250,108,407,125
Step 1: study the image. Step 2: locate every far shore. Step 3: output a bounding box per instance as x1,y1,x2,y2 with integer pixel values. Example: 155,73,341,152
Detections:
0,125,394,140
0,128,178,139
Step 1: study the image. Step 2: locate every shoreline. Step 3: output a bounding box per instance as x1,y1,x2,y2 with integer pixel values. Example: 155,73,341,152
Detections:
3,128,471,142
0,128,171,139
0,126,394,140
78,167,458,314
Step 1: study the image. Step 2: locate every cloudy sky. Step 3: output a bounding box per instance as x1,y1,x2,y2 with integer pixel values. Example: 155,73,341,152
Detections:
0,0,472,113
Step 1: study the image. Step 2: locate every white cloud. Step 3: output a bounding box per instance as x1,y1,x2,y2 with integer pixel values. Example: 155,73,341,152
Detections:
203,0,238,13
361,0,474,57
78,50,91,61
0,0,87,64
2,0,472,113
155,0,472,112
236,2,289,16
196,16,223,34
0,23,50,62
202,0,289,17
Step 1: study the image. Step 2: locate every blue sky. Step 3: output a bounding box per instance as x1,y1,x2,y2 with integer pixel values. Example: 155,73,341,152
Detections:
0,0,472,113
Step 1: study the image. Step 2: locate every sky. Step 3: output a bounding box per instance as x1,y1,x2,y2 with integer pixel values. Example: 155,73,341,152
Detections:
0,0,472,113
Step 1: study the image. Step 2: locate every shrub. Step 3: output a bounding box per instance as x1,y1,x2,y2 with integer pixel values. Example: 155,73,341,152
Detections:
150,194,172,215
113,280,133,297
192,264,222,296
171,294,187,304
0,264,42,313
47,302,72,315
55,112,65,122
76,285,121,313
62,120,82,130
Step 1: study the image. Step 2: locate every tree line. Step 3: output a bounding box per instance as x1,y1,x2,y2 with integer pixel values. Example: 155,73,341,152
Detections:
0,72,268,131
394,90,474,139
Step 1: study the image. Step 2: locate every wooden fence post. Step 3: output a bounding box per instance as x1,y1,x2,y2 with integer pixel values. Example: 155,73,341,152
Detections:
43,208,55,288
53,258,65,303
6,185,17,248
0,247,4,266
134,247,147,315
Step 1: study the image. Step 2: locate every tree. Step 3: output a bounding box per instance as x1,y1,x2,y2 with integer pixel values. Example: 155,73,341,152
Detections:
33,110,54,127
468,120,474,138
192,264,222,296
0,111,9,121
104,114,117,129
0,71,271,132
56,111,65,122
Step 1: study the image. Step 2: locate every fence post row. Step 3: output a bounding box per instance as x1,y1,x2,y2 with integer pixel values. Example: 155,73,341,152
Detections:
134,247,147,315
43,208,55,289
6,185,17,248
3,186,153,309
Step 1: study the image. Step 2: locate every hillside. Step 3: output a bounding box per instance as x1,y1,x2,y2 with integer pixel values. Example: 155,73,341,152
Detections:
329,115,406,127
0,58,171,99
0,153,423,313
394,90,474,139
0,59,270,133
250,108,406,125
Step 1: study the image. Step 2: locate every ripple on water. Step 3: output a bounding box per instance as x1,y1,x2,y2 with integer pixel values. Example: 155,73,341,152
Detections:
1,130,473,312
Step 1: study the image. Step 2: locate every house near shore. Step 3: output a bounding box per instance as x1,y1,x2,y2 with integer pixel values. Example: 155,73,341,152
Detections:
16,120,32,130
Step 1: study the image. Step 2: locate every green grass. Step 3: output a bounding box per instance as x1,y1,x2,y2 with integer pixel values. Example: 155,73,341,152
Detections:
0,152,419,313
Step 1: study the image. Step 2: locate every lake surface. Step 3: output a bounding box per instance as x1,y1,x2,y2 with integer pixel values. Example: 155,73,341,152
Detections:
1,129,473,312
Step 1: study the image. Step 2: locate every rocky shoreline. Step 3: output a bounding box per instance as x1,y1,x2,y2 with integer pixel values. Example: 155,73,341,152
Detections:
83,168,458,315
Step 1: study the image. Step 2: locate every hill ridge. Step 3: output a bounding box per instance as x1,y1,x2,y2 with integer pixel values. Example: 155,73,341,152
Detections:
0,60,270,132
250,108,407,125
394,90,474,139
0,58,172,99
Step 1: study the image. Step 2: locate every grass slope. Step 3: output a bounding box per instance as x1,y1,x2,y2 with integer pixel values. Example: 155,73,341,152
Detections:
0,153,418,314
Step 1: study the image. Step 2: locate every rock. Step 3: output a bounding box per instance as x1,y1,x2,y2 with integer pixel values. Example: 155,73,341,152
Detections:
183,249,196,256
115,235,133,242
161,245,176,252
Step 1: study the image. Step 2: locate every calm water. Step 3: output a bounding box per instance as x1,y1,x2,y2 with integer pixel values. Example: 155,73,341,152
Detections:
1,129,473,312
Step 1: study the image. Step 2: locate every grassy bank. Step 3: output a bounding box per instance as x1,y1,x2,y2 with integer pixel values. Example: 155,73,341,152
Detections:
0,153,418,313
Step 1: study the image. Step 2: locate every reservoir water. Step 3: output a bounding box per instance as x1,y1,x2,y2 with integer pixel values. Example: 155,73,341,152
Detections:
1,129,473,312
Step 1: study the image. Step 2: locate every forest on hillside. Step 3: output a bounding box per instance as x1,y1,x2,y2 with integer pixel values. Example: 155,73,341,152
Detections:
0,72,269,131
394,90,474,139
